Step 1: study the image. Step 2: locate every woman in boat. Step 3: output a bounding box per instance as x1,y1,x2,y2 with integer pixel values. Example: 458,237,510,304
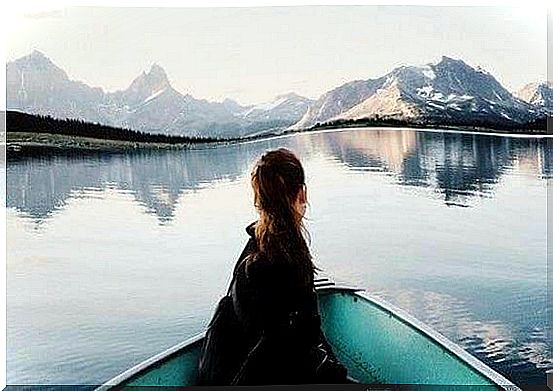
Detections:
198,148,347,386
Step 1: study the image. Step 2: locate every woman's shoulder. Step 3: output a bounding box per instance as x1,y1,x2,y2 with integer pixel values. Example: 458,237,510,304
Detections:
244,255,300,289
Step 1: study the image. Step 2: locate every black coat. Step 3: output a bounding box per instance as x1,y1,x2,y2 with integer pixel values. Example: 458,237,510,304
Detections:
227,222,347,385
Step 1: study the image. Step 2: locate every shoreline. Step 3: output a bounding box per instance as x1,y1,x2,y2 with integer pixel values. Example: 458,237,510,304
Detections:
302,120,549,136
6,123,551,155
297,124,551,139
5,131,248,155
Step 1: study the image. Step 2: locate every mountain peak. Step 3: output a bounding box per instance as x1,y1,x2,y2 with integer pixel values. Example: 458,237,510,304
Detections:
125,63,171,99
148,63,168,79
516,81,553,109
29,49,48,60
437,55,467,67
16,49,56,67
10,50,69,81
275,92,307,101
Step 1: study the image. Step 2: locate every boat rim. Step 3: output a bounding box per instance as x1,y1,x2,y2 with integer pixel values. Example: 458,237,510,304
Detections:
94,332,205,391
345,289,519,390
95,284,520,391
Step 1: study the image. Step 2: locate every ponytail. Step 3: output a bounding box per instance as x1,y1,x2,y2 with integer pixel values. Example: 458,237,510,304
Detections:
250,148,315,285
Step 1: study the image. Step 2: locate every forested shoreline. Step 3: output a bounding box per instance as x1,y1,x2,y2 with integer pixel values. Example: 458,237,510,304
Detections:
5,110,550,156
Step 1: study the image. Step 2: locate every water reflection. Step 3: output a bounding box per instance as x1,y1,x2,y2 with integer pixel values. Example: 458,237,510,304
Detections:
6,128,551,385
383,288,551,385
7,129,552,223
7,147,255,223
318,130,551,206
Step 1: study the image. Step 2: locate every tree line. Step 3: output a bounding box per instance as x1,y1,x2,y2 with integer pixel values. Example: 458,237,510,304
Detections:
6,111,225,144
309,114,549,134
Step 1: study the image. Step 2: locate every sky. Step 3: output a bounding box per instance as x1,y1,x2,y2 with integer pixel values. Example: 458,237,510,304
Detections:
5,5,548,105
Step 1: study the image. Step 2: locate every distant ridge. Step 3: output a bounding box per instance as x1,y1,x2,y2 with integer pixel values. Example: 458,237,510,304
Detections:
291,56,545,130
516,82,553,111
7,51,313,138
6,51,551,137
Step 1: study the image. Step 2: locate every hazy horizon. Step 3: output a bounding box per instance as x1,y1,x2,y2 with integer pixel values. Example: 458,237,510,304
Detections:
7,5,548,105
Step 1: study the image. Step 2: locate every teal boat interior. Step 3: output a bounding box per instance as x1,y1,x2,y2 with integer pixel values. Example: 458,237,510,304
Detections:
96,282,518,390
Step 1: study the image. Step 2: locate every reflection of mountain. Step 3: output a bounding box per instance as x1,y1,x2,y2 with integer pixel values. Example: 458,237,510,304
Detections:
315,129,552,206
384,288,551,385
7,146,260,223
316,129,418,172
6,129,552,223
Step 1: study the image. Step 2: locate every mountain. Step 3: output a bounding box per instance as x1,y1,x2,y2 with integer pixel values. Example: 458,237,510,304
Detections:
7,50,106,123
7,51,544,137
114,64,172,107
292,56,539,129
241,93,313,123
101,64,246,137
6,51,312,137
516,82,553,114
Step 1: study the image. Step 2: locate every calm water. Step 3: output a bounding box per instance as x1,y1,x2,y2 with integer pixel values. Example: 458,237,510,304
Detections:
6,128,552,386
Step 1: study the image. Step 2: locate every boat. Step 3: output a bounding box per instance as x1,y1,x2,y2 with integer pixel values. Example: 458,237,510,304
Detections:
95,277,519,390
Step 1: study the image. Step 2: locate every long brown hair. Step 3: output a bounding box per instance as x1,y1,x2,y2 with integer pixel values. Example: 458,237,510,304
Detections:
250,148,315,284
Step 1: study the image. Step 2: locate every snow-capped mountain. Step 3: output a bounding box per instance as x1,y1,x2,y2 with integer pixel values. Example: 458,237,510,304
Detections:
7,51,312,137
293,56,538,129
101,64,246,137
7,51,545,137
7,50,106,123
241,93,313,123
516,82,553,114
113,63,172,107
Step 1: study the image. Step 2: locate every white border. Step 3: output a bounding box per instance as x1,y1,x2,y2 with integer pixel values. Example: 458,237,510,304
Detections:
2,2,549,389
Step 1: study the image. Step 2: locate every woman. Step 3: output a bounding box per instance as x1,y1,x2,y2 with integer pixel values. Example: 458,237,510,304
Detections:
198,148,347,386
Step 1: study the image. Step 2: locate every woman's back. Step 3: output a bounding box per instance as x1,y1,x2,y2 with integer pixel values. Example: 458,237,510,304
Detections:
230,223,321,384
236,223,315,324
198,149,347,386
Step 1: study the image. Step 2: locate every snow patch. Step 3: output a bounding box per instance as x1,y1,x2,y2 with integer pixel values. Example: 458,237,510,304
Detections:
422,67,436,80
144,88,167,104
492,90,503,101
243,96,289,116
431,92,445,102
534,96,545,105
19,71,28,101
446,94,457,102
416,86,434,98
316,100,328,118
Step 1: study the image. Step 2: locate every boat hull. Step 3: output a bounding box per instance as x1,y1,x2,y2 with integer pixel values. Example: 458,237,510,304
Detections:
96,287,517,390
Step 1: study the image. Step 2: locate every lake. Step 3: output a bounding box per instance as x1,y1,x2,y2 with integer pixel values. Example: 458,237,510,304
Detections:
6,127,552,386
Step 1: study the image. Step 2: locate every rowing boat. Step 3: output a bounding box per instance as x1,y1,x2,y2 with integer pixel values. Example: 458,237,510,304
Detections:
96,278,518,390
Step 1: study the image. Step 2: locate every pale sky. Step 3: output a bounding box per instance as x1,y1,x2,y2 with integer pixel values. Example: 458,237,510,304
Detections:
6,5,548,105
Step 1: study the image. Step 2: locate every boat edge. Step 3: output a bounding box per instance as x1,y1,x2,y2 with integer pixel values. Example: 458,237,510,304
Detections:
94,332,205,391
95,283,521,391
350,289,520,391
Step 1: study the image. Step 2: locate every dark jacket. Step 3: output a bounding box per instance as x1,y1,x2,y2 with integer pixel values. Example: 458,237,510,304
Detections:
228,222,347,385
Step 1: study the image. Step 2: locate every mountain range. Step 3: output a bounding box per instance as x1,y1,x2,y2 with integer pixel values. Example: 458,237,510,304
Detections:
7,50,313,138
6,51,552,137
293,57,549,130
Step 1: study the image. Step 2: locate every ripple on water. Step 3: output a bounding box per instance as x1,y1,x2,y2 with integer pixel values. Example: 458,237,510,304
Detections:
380,288,552,385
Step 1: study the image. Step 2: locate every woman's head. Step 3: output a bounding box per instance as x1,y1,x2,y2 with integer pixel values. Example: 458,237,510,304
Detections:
252,148,307,223
250,148,314,279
